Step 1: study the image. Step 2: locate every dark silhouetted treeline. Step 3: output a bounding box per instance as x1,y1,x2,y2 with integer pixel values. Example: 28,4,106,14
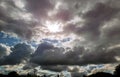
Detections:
0,71,46,77
1,64,120,77
84,64,120,77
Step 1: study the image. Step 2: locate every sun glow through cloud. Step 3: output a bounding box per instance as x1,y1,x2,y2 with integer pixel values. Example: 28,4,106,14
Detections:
1,0,120,76
45,21,63,33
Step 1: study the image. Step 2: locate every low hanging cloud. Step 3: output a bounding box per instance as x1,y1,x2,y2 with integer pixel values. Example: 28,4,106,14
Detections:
40,64,116,76
30,41,120,66
41,65,68,72
30,42,66,65
0,43,34,65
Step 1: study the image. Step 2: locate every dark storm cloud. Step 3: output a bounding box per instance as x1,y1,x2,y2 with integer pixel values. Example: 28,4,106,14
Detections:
30,42,66,65
29,43,84,65
0,43,34,65
30,42,65,65
30,43,82,65
33,42,54,56
41,65,68,72
30,42,120,66
81,46,116,64
71,72,84,77
23,63,38,70
41,65,83,73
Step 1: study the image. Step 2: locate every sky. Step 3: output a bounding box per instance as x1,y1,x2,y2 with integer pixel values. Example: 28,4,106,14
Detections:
0,0,120,77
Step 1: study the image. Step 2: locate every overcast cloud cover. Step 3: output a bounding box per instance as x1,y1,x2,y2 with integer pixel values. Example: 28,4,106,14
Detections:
0,0,120,76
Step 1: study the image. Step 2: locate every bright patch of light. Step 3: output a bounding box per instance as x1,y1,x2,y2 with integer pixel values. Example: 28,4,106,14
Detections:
13,0,25,9
55,2,62,9
45,21,63,33
115,56,120,61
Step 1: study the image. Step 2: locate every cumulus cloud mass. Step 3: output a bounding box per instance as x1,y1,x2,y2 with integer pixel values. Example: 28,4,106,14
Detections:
0,0,120,76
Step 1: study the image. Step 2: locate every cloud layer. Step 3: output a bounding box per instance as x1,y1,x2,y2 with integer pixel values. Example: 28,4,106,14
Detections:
30,42,120,66
0,0,120,74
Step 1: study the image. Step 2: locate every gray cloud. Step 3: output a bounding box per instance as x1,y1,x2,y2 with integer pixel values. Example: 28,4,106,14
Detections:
0,43,10,59
71,72,84,77
101,19,120,44
81,46,116,64
33,42,54,56
57,0,120,66
25,0,54,19
64,2,120,40
30,42,66,65
53,9,72,22
1,0,120,74
41,65,68,72
0,43,34,65
0,0,37,39
23,63,38,70
0,0,120,41
33,46,84,65
30,41,120,66
81,3,119,36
